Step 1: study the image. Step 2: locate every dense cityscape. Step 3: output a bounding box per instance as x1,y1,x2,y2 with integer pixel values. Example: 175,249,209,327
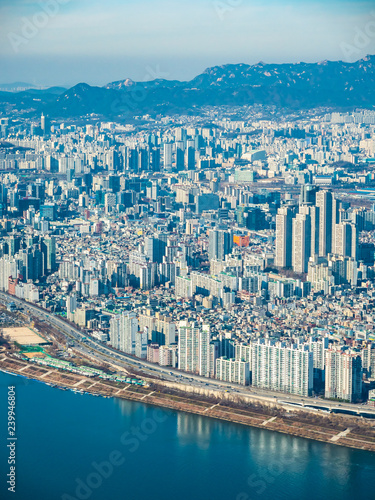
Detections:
2,0,375,498
1,107,375,405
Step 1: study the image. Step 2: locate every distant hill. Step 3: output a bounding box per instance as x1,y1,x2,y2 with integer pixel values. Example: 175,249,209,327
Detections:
2,56,375,119
0,82,38,92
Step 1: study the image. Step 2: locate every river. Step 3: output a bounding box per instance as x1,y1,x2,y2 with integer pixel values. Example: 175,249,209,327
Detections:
1,371,374,500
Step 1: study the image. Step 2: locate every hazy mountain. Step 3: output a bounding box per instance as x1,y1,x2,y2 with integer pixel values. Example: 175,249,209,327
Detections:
0,86,68,117
0,82,39,92
104,78,185,91
187,56,375,89
3,56,375,119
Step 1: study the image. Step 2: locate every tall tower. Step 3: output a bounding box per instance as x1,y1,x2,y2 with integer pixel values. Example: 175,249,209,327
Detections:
41,113,50,135
185,147,196,170
178,321,200,374
176,143,185,171
208,229,232,262
325,349,363,403
150,147,160,172
292,212,311,273
109,313,138,355
298,204,319,260
198,325,211,378
276,206,294,268
163,143,173,170
316,190,333,257
42,236,56,274
331,195,343,254
334,222,358,260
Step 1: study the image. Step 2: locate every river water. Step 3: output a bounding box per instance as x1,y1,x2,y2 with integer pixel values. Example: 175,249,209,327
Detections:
0,371,374,500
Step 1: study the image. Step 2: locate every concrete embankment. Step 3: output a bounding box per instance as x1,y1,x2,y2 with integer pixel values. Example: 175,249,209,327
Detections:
1,352,375,453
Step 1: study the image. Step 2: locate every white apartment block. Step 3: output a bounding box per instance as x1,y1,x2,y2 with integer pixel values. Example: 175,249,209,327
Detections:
252,339,313,396
325,348,363,402
178,321,214,377
175,276,192,298
109,312,138,355
216,357,250,386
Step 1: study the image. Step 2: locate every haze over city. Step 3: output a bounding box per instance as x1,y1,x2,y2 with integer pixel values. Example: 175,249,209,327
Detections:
1,0,375,87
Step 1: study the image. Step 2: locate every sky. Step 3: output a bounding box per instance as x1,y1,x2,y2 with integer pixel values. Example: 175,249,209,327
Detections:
0,0,375,88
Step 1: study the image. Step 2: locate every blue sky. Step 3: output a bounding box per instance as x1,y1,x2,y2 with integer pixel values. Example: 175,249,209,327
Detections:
1,0,375,87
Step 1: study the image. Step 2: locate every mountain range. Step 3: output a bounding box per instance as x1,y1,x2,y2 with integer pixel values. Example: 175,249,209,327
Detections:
1,56,374,120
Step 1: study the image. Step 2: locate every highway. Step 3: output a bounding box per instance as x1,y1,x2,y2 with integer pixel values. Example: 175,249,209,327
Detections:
1,291,375,417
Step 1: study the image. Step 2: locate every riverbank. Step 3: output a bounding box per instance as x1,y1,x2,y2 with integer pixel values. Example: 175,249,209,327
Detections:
1,351,375,453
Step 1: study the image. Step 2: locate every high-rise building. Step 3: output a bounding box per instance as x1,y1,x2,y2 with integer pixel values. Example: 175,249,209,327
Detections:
135,329,148,359
299,204,320,258
361,344,375,379
0,256,18,291
139,263,156,290
163,143,173,170
208,229,232,262
334,222,358,260
292,212,311,273
252,340,313,397
178,321,213,376
109,312,138,355
41,113,50,135
178,321,200,374
316,190,333,257
198,324,211,378
6,236,21,257
329,254,358,286
41,236,56,274
235,343,252,368
175,276,192,298
216,357,250,385
150,147,160,172
185,147,195,170
126,148,138,172
106,150,119,172
66,293,77,321
147,343,160,363
331,197,349,253
137,147,149,172
89,278,100,297
104,193,117,213
175,128,187,142
145,234,167,264
299,184,318,205
159,345,178,367
275,206,294,268
176,143,185,171
325,349,363,403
